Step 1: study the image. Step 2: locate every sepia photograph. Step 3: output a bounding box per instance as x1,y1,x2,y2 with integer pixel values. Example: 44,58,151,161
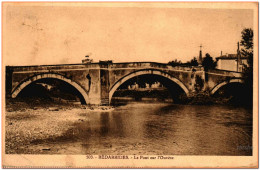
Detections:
2,2,258,168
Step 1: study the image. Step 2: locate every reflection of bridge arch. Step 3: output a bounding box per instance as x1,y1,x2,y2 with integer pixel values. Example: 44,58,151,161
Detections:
109,69,189,104
210,79,243,95
11,73,89,104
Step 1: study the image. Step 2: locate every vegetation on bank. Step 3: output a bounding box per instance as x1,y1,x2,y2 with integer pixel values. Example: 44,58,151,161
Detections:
240,28,253,107
113,88,249,106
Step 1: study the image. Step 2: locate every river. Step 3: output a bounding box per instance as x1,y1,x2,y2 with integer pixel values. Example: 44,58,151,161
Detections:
22,101,252,155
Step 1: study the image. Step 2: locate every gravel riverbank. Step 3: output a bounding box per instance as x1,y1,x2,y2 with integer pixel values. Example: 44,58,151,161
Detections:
5,99,113,154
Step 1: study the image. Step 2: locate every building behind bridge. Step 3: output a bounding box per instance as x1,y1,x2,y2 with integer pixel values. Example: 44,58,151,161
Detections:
216,42,249,72
216,54,248,72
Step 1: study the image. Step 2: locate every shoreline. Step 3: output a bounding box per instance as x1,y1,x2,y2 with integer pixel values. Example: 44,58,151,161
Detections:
5,94,252,112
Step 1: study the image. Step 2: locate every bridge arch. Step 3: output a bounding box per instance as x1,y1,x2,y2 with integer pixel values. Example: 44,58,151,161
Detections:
11,73,89,104
210,79,243,95
109,69,189,103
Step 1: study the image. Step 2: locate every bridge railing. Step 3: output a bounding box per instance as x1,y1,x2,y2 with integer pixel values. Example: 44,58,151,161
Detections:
6,63,102,72
206,69,243,77
109,62,204,71
6,62,205,72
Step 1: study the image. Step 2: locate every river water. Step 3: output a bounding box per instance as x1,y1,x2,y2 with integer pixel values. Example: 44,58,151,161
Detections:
29,102,252,155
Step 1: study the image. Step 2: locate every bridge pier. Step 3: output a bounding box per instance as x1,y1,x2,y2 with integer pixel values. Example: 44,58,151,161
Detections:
100,63,110,105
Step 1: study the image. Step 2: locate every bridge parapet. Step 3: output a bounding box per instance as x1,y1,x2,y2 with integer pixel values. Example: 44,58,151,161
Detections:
207,69,243,78
7,63,103,72
108,62,204,71
7,62,205,72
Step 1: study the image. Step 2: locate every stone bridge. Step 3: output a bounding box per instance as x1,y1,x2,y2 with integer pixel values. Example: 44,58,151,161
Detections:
6,62,243,105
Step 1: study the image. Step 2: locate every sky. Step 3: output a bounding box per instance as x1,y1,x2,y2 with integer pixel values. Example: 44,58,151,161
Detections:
3,3,254,66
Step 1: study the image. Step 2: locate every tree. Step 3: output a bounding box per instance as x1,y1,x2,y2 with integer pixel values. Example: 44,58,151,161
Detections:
168,59,182,66
190,57,199,66
241,28,253,68
202,53,216,71
240,28,253,106
185,57,198,66
173,57,199,67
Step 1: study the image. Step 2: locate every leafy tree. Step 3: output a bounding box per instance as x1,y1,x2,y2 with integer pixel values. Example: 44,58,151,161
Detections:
189,57,199,66
185,57,198,66
241,28,253,68
240,28,253,106
202,53,216,71
168,59,182,66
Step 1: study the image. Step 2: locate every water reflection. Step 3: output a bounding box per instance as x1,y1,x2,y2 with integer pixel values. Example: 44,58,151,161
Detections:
29,102,252,155
112,113,125,138
100,112,110,136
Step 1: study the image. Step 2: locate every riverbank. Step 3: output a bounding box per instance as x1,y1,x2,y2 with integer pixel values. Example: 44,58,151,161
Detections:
113,89,252,107
5,98,115,154
5,107,81,153
181,92,253,107
112,94,251,107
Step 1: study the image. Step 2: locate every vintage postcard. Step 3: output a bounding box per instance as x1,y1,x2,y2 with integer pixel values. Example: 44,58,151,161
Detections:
2,2,258,168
